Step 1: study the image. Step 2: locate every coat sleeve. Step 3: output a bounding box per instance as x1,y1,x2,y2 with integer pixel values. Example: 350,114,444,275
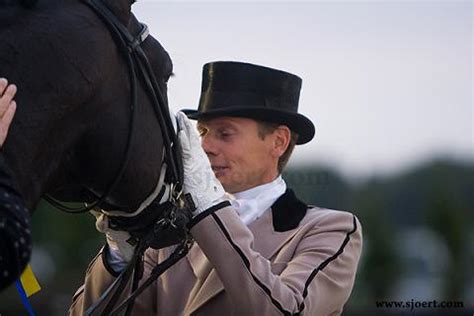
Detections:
189,206,363,315
68,245,158,315
0,154,32,291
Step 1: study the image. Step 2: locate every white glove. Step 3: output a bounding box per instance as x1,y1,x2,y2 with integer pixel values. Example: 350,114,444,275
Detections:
176,111,227,215
91,211,136,263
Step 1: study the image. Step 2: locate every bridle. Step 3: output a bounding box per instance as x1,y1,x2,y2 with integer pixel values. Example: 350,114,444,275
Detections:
43,0,194,314
44,0,183,215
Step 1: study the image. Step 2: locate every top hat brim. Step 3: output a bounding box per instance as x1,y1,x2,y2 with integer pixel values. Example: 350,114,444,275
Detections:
181,107,315,145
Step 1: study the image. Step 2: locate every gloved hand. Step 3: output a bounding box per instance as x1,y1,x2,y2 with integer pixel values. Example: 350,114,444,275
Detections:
176,111,227,215
91,210,136,263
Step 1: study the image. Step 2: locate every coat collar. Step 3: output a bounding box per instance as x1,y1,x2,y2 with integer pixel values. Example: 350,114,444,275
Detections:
185,189,308,313
271,189,308,232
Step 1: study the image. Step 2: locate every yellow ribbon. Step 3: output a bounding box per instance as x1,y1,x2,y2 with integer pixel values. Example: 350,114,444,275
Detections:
20,264,41,297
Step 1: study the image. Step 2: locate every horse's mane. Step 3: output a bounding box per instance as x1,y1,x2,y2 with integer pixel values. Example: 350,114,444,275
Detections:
0,0,38,8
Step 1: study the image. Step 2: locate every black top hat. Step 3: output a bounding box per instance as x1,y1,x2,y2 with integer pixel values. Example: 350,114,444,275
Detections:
182,61,315,144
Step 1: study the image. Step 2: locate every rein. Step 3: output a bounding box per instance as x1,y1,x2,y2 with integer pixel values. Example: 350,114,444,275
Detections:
42,0,192,313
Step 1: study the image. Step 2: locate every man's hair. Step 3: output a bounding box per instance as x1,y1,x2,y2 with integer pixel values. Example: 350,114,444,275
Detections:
256,121,298,173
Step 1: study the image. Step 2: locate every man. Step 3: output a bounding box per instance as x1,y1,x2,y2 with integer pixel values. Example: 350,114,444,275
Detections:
70,61,362,315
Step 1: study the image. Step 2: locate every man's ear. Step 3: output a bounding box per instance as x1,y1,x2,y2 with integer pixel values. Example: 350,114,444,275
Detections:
272,126,291,158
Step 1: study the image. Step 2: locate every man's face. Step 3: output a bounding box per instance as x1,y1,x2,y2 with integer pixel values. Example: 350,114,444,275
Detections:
197,117,279,194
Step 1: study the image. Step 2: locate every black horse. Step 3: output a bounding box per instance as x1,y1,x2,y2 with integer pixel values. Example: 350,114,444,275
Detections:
0,0,188,294
1,0,175,210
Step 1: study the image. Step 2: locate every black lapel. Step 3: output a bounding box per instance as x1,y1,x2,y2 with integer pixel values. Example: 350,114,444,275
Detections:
271,189,308,232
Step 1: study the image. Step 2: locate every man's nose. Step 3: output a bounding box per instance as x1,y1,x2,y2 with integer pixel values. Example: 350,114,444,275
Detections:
201,135,217,156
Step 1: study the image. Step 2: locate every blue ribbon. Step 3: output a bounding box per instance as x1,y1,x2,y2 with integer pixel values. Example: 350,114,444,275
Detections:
15,279,36,316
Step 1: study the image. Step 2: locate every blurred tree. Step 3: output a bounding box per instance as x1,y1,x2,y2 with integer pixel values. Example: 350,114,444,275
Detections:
351,178,401,304
425,184,471,299
284,165,352,211
31,200,103,270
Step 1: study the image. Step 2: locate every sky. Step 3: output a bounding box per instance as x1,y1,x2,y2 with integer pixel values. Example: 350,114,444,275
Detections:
132,0,473,177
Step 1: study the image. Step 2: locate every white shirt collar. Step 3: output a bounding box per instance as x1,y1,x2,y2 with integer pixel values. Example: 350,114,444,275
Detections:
226,175,287,226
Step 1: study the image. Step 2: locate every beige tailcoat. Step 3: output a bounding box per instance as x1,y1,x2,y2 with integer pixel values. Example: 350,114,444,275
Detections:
69,190,362,315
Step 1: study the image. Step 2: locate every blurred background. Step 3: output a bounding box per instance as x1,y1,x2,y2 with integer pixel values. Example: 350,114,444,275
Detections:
0,0,472,315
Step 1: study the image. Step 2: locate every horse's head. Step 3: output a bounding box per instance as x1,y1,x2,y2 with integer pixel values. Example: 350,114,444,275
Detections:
1,0,175,212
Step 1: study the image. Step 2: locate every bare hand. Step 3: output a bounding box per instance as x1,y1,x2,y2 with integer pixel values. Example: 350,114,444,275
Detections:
0,78,17,147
